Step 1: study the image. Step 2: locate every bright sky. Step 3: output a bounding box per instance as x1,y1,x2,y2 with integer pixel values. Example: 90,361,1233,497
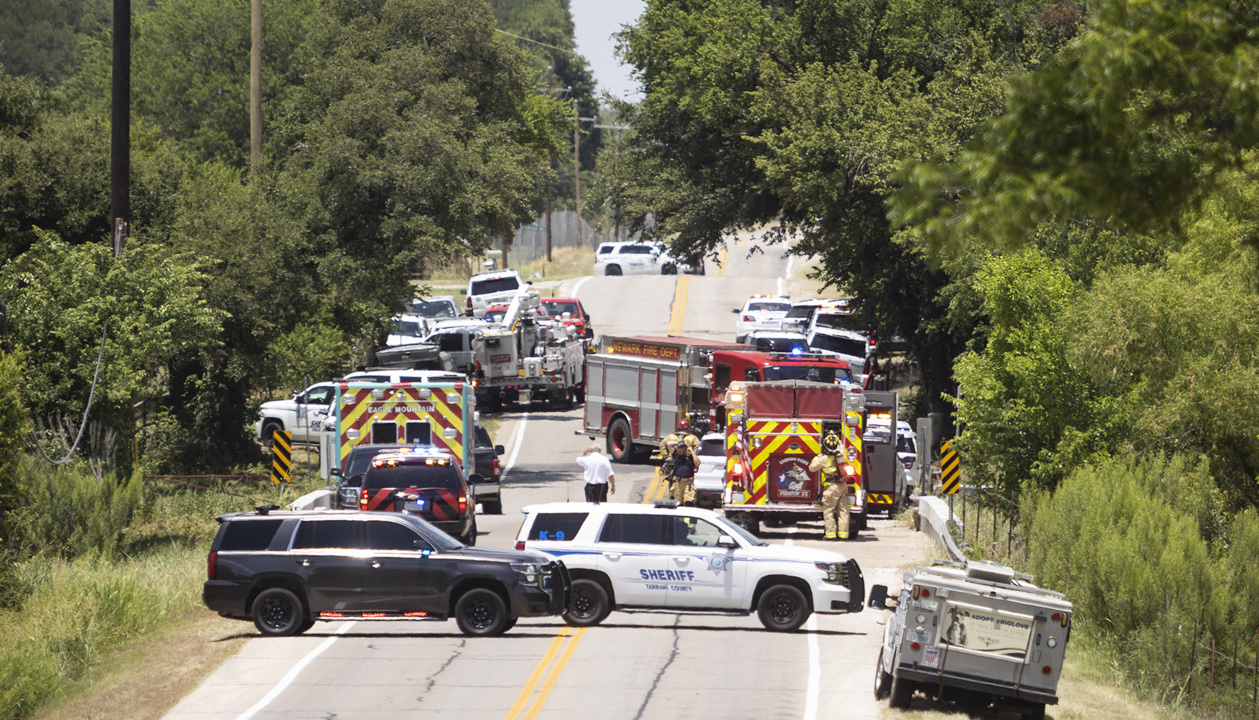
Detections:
569,0,646,102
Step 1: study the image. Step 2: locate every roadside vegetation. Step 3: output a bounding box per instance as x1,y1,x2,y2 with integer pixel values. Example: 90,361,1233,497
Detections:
2,0,1258,719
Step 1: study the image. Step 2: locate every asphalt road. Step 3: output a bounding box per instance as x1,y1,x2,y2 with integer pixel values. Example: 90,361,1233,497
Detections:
163,235,935,720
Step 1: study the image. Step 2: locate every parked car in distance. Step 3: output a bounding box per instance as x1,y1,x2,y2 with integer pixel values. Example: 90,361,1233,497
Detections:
420,319,489,373
733,295,793,342
806,327,869,380
594,241,665,276
780,298,851,334
358,447,478,545
203,508,568,637
515,501,864,632
691,432,727,509
466,270,526,318
411,295,460,328
539,297,593,339
386,313,429,347
473,424,505,514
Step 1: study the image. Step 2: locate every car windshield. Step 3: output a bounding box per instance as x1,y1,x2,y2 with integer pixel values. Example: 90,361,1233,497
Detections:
471,277,520,295
543,301,580,316
755,337,808,353
810,333,867,358
698,437,725,458
746,301,790,313
392,318,425,338
813,312,863,332
362,462,462,491
713,515,767,546
413,300,457,319
762,364,852,384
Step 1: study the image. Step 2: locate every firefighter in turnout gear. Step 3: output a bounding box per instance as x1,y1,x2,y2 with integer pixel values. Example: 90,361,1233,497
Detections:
658,433,680,497
809,431,851,540
671,434,700,506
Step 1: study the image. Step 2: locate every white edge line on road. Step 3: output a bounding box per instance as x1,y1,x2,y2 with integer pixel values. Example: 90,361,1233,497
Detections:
778,255,795,297
783,527,820,720
500,412,530,480
571,275,591,300
236,621,356,720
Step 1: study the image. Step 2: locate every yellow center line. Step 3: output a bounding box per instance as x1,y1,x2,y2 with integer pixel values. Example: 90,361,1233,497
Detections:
521,627,589,720
503,627,572,720
718,245,728,277
667,275,691,336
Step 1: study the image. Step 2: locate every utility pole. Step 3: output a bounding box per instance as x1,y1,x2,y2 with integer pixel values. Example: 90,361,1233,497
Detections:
545,67,553,263
250,0,262,177
573,98,596,250
110,0,130,257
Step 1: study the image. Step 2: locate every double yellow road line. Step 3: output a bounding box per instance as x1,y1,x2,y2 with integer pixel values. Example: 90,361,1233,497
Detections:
503,626,589,719
667,274,691,336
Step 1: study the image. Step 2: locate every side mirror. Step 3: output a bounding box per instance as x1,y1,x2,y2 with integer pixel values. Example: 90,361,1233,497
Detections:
717,535,737,549
345,474,364,488
494,445,505,455
583,313,591,322
731,308,739,314
868,584,889,610
468,473,486,484
329,468,343,478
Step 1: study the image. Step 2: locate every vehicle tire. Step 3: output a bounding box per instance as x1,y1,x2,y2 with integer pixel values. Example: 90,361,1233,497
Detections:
260,420,283,448
605,265,622,276
848,515,861,540
1022,703,1046,720
252,587,307,637
735,335,745,344
455,588,508,636
606,416,634,463
756,584,810,632
873,647,892,700
564,579,610,627
888,673,914,709
483,498,503,515
661,263,677,275
730,514,761,536
502,617,518,632
461,518,478,546
299,617,317,634
574,383,586,404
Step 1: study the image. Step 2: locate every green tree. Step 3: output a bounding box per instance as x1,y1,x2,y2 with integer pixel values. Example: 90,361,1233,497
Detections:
892,0,1259,259
0,349,30,510
0,231,222,470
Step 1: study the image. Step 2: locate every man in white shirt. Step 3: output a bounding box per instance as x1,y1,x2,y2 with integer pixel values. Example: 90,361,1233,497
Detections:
576,443,616,503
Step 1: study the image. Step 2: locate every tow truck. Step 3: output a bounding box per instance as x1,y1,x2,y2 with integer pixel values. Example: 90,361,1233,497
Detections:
721,379,868,537
869,559,1072,720
582,336,854,461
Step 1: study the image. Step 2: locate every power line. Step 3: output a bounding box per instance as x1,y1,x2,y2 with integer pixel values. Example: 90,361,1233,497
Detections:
494,29,574,56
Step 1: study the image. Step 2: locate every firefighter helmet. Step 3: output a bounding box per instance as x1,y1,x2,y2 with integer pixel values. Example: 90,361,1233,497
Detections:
822,432,841,454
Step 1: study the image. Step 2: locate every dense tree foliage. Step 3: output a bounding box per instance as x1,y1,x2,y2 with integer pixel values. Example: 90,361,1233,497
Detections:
617,0,1085,414
0,0,569,471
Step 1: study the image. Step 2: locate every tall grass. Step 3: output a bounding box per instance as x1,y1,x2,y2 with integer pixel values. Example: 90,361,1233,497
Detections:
0,547,203,720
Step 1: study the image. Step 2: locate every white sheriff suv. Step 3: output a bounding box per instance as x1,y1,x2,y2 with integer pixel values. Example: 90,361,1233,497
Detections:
732,295,793,343
514,501,865,631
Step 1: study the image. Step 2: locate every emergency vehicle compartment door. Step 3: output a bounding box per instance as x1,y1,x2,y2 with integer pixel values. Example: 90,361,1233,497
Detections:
767,446,818,504
746,384,796,419
583,359,604,433
641,370,659,438
864,437,897,494
658,369,678,438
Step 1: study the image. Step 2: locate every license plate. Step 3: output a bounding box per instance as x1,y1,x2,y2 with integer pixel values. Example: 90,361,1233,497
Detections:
405,500,428,512
922,646,941,668
914,599,938,612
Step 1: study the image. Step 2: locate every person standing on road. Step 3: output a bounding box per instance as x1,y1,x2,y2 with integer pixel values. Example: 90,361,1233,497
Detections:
809,432,851,540
577,444,616,503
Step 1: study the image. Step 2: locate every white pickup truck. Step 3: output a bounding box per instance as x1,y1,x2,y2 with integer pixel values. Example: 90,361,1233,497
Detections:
868,559,1072,720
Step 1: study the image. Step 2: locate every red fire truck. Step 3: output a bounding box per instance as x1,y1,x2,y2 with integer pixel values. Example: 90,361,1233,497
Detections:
722,380,868,537
582,335,856,462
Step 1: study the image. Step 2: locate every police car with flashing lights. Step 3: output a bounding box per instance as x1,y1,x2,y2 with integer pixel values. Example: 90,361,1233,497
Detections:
732,295,793,343
515,501,864,631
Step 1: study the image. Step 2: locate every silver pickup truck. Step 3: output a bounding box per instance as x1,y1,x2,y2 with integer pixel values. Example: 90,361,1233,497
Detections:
868,559,1072,720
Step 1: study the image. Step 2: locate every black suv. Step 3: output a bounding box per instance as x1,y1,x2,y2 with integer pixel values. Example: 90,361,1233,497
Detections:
203,508,569,637
358,448,478,545
473,425,504,514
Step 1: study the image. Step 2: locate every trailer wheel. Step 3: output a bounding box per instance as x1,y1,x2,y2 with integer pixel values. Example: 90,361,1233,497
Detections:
1021,703,1046,720
888,673,914,709
873,647,892,700
607,417,634,463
